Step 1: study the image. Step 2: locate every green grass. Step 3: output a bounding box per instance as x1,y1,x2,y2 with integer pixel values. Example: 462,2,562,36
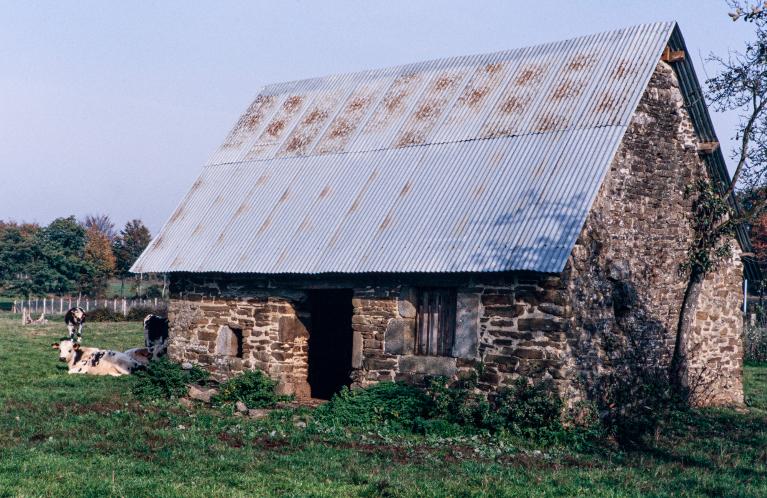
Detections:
746,360,767,410
1,316,766,497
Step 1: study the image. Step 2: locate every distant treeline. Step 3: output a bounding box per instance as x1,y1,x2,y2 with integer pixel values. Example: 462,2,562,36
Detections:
0,215,151,297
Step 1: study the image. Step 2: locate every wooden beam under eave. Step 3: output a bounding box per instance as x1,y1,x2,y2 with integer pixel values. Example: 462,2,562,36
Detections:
697,141,720,154
661,46,686,63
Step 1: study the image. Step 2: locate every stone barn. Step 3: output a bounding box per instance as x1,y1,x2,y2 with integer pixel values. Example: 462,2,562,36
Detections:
132,22,758,405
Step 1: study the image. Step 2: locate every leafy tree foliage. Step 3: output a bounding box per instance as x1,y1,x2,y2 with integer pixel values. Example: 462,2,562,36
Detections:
32,216,89,295
113,219,152,279
0,222,40,294
749,211,767,271
0,216,150,297
82,225,117,296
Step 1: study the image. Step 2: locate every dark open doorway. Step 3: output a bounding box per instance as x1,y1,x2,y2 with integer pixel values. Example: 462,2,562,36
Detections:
307,289,353,400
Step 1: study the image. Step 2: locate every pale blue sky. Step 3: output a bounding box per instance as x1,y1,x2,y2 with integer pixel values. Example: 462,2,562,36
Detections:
0,0,753,234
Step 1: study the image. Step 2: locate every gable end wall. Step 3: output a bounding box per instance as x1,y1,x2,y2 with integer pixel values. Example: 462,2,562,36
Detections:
565,61,743,406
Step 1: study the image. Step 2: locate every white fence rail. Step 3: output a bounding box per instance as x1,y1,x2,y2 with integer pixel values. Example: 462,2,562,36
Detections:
7,297,164,317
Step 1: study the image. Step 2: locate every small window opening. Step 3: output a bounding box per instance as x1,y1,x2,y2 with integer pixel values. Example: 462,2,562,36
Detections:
215,325,243,358
416,288,456,356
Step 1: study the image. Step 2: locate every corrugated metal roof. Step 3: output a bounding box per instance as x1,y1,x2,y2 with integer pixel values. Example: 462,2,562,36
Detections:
133,22,678,274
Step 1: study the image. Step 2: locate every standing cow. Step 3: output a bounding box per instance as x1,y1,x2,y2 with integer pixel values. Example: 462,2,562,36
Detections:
64,307,86,343
143,314,169,360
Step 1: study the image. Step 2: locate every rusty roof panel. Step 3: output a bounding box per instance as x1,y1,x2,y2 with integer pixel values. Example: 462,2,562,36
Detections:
431,59,515,143
220,94,279,151
353,71,426,151
393,66,471,147
276,87,347,157
134,22,680,274
204,22,674,165
314,78,389,154
244,91,313,161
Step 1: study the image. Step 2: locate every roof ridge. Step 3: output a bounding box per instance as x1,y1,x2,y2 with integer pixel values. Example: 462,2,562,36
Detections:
259,21,676,92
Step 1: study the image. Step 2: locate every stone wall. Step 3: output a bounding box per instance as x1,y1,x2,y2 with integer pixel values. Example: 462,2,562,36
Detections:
166,274,576,399
564,61,744,406
348,274,578,400
167,288,312,397
688,248,744,404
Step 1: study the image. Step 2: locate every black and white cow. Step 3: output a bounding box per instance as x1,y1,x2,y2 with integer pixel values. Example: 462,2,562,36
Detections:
52,339,142,376
64,307,86,343
123,347,152,366
143,314,169,360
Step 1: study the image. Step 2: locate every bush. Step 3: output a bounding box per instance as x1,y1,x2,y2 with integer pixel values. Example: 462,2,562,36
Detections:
495,378,564,433
426,375,493,429
426,375,564,434
595,361,680,446
212,370,290,409
132,358,209,400
312,376,567,436
145,285,164,299
744,325,767,363
125,305,167,322
86,307,125,322
85,304,167,322
313,382,431,429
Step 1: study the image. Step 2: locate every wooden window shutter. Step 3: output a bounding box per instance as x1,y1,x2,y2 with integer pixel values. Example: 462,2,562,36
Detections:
416,288,456,356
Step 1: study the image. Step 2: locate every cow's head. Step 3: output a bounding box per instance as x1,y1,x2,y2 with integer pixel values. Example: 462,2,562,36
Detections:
52,339,79,362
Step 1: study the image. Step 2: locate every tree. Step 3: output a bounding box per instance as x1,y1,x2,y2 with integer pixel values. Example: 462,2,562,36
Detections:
82,214,116,241
82,225,117,296
32,216,89,295
0,222,40,295
113,219,152,296
748,210,767,272
672,1,767,395
0,218,90,296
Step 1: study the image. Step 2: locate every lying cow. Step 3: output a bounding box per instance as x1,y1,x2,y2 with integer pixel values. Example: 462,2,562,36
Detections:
124,347,152,366
143,314,169,360
64,307,86,343
52,339,142,376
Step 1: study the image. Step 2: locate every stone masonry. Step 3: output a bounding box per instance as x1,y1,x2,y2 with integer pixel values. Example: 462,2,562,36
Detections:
564,61,744,405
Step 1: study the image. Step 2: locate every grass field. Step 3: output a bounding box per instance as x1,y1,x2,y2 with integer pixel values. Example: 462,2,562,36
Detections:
1,316,766,497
